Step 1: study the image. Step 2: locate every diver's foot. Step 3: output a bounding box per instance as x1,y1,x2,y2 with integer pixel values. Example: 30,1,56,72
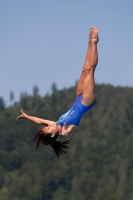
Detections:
89,26,94,42
92,26,99,43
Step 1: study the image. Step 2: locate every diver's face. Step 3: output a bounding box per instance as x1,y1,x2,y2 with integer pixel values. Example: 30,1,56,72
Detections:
42,124,56,135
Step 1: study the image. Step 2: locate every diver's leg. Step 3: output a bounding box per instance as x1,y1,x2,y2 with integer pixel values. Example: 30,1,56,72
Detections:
82,26,99,106
76,27,93,97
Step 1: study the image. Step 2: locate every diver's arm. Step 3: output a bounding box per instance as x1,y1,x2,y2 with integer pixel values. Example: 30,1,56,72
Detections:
61,124,77,136
17,110,55,125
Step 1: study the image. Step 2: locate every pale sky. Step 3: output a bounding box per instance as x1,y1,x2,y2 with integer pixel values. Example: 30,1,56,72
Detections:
0,0,133,106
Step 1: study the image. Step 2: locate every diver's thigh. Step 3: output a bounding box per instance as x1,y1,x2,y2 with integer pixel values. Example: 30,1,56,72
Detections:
82,72,96,106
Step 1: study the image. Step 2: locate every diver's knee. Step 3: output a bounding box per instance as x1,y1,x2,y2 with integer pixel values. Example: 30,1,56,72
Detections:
84,67,94,74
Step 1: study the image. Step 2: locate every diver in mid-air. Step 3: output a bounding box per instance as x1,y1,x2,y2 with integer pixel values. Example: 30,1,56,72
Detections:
17,26,99,157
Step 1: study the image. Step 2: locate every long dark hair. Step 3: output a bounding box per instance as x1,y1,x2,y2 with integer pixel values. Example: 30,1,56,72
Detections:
33,130,70,157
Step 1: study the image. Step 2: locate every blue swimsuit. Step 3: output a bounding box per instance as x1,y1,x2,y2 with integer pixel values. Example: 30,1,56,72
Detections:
56,95,96,127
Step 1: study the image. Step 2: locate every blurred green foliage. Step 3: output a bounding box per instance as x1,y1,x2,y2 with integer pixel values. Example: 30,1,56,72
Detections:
0,84,133,200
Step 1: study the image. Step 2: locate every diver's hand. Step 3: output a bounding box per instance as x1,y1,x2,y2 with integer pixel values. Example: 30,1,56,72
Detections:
61,123,68,136
17,110,27,120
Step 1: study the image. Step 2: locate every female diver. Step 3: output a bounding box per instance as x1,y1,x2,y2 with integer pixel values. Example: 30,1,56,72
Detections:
17,26,99,157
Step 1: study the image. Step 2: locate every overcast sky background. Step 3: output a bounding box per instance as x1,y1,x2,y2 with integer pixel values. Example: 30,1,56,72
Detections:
0,0,133,106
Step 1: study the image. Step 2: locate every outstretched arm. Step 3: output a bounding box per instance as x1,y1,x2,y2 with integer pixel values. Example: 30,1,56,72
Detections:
17,110,55,125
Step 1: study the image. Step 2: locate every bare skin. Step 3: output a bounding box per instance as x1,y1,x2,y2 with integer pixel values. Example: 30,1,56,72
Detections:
76,26,93,97
76,26,98,105
17,26,99,137
17,110,59,137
